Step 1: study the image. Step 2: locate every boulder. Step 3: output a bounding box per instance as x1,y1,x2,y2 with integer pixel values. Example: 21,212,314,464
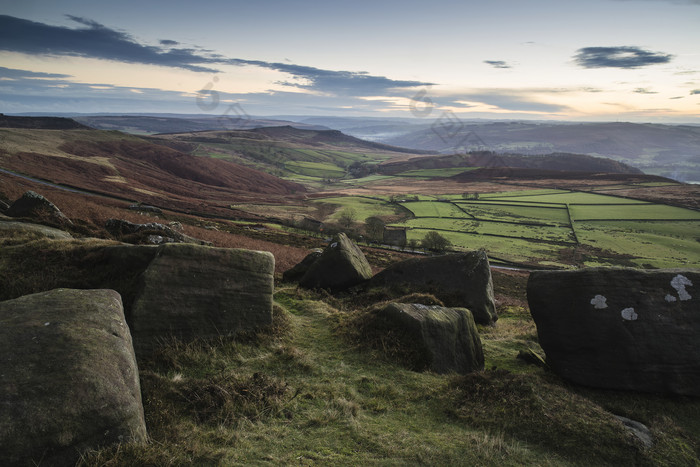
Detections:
282,250,322,282
106,218,211,246
0,219,73,240
0,289,146,466
377,303,484,374
0,199,10,213
368,251,497,325
298,233,372,292
527,268,700,396
130,243,275,355
6,191,72,225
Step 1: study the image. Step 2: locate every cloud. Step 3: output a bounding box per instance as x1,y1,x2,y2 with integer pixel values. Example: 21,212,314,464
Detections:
633,88,658,94
0,15,432,97
574,46,673,69
0,66,71,79
439,90,569,113
484,60,512,69
692,89,700,95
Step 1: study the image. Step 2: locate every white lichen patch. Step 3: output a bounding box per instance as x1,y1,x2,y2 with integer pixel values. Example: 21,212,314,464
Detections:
590,295,608,309
665,294,677,303
621,308,638,321
670,274,693,301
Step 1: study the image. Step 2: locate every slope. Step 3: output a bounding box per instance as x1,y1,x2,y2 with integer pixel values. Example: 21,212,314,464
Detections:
0,128,305,216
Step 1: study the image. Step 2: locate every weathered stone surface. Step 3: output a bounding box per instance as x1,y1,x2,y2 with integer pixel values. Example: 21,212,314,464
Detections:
282,250,322,282
0,199,10,212
130,243,275,355
0,289,146,466
299,233,372,292
368,251,497,325
528,268,700,396
6,191,72,224
106,218,211,246
377,303,484,374
0,219,73,240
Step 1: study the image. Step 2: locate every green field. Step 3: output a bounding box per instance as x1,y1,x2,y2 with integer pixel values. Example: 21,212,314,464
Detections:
314,196,402,222
395,167,478,178
284,161,346,178
389,190,700,268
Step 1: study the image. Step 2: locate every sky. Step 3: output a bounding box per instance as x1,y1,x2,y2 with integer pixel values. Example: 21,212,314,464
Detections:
1,0,699,122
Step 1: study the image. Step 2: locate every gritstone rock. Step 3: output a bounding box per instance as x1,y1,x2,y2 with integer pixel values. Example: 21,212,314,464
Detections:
6,191,72,225
377,303,484,374
298,233,372,292
282,250,322,282
129,243,275,356
106,218,211,246
368,251,497,325
0,289,146,466
527,268,700,396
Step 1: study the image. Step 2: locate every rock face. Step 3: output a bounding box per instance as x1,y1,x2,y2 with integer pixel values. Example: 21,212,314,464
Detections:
368,251,497,325
0,219,73,240
298,233,373,292
282,250,322,282
130,243,275,355
106,218,211,245
0,289,146,466
528,268,700,396
377,303,484,374
6,191,72,224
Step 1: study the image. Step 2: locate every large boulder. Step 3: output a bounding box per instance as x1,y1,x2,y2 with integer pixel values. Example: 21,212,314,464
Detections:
377,303,484,374
368,251,497,325
282,249,322,282
0,289,146,466
298,233,372,292
6,191,72,225
528,268,700,396
106,218,211,246
130,243,275,355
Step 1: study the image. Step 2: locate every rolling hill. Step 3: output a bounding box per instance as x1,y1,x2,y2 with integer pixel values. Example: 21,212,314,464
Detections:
0,126,305,216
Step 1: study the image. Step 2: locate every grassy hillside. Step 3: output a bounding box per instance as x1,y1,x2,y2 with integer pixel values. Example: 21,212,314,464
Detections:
151,126,432,187
0,128,305,216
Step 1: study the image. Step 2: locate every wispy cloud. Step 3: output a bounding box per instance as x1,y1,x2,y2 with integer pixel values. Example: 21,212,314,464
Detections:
633,88,658,94
483,60,512,69
691,89,700,95
0,15,432,97
0,66,71,79
574,46,673,69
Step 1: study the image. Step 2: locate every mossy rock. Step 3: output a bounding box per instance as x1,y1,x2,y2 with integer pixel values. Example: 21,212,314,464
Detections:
0,288,146,466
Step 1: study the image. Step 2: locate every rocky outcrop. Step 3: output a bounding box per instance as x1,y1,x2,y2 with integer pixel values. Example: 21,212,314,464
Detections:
106,218,211,246
6,191,72,225
298,233,373,292
130,243,275,355
377,303,484,374
0,219,73,240
368,251,497,325
528,268,700,396
282,250,322,282
0,289,146,466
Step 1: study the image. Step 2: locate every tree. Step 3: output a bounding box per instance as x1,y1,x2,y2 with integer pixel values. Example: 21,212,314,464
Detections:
421,231,451,252
364,216,385,241
338,207,357,229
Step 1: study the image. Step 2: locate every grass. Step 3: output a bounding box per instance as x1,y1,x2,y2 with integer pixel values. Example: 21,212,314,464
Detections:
76,283,700,466
313,196,403,223
391,190,700,268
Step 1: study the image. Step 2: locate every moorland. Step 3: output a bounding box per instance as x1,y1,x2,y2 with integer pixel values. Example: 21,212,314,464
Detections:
1,115,699,465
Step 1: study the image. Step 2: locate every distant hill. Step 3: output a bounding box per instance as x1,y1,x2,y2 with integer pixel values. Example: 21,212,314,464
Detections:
0,128,305,216
378,151,643,176
152,126,432,182
0,115,91,130
72,115,329,134
373,121,700,183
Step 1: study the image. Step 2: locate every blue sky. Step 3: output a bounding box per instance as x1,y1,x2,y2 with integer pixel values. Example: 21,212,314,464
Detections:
1,0,699,121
